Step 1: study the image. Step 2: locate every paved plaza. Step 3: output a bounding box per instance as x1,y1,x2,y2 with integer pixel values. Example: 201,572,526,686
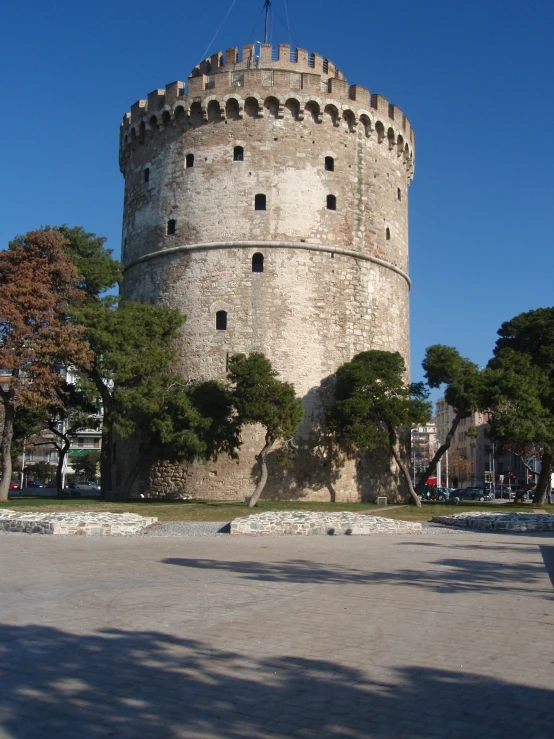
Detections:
0,529,553,738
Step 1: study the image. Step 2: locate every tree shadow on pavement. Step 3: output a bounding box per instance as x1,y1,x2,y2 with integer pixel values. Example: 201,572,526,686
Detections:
163,555,553,598
0,624,552,738
540,545,554,589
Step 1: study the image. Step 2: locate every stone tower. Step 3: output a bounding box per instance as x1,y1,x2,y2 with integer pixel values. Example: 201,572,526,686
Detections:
118,43,415,501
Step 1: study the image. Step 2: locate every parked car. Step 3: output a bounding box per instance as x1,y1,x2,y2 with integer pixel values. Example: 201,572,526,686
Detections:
419,486,450,502
67,481,101,494
46,480,58,488
26,480,44,488
446,488,491,504
9,481,20,490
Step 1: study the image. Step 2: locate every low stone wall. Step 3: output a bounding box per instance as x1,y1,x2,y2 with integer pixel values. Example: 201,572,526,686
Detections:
0,510,157,536
231,511,422,536
432,512,554,532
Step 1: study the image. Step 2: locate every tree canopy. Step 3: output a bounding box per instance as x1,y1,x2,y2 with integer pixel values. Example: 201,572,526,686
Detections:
118,378,241,497
74,299,185,492
327,350,431,506
0,230,90,501
416,345,483,491
228,353,303,507
10,225,123,301
70,452,100,481
484,308,554,503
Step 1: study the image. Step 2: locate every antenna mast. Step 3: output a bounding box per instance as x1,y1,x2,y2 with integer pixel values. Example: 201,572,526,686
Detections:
263,0,271,44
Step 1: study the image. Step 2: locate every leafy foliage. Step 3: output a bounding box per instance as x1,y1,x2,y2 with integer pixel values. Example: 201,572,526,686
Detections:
10,225,122,300
484,308,554,502
229,353,303,442
25,461,56,483
0,230,91,500
73,298,185,492
329,351,429,449
327,351,431,506
415,345,484,491
70,453,100,480
422,345,482,417
228,353,303,506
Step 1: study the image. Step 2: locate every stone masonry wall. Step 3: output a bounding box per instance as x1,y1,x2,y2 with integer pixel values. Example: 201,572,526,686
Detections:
117,44,415,502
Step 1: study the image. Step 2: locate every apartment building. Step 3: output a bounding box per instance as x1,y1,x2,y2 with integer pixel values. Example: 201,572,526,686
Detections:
435,397,525,488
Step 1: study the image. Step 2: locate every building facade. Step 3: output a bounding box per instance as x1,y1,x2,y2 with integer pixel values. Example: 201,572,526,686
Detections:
435,398,525,489
411,420,437,482
118,43,415,501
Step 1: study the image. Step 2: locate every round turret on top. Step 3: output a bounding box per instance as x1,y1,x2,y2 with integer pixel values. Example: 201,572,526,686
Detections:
118,42,415,502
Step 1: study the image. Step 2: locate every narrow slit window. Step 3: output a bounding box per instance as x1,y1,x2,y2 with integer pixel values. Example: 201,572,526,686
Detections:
397,188,401,201
326,194,337,211
233,146,244,161
324,156,334,171
123,237,127,257
252,252,264,272
255,193,266,211
216,310,227,330
144,167,150,183
167,219,176,235
185,153,194,168
386,227,391,240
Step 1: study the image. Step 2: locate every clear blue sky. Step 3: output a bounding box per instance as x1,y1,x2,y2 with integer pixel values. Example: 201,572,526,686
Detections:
2,0,553,388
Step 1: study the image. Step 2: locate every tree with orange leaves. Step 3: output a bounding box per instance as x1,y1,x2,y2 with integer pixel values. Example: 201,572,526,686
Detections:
0,230,91,501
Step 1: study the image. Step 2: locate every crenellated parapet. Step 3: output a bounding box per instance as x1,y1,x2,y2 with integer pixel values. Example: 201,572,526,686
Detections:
190,43,347,79
119,43,415,179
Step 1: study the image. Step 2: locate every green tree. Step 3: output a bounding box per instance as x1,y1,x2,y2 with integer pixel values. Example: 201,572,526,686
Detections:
10,225,123,302
8,405,48,475
417,345,483,492
118,378,241,497
484,307,554,504
228,353,303,508
327,351,431,507
25,461,56,484
70,452,100,481
9,225,123,494
73,300,185,492
0,230,90,501
43,379,100,493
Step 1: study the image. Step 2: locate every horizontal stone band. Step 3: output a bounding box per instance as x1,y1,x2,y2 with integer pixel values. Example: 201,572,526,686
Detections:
123,240,411,287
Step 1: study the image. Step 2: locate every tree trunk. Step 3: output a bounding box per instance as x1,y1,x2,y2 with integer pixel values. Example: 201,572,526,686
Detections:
533,450,553,505
515,454,540,478
47,422,71,496
90,367,113,495
121,462,141,500
120,445,152,499
0,398,15,503
388,425,422,507
415,413,462,492
55,439,71,496
100,421,113,494
248,433,274,508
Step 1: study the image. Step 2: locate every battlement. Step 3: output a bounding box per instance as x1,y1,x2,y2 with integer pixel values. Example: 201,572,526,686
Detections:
190,44,346,80
119,43,415,179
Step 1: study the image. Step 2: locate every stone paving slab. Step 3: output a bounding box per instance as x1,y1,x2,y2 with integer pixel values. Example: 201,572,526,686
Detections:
0,531,553,738
433,511,554,531
231,510,422,535
0,509,157,535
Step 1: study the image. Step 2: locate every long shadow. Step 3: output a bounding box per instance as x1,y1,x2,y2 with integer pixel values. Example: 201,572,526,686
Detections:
163,555,553,597
398,541,540,553
0,624,551,738
540,546,554,589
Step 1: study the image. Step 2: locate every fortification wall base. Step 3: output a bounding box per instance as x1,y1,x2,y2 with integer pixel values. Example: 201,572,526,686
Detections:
118,426,411,504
